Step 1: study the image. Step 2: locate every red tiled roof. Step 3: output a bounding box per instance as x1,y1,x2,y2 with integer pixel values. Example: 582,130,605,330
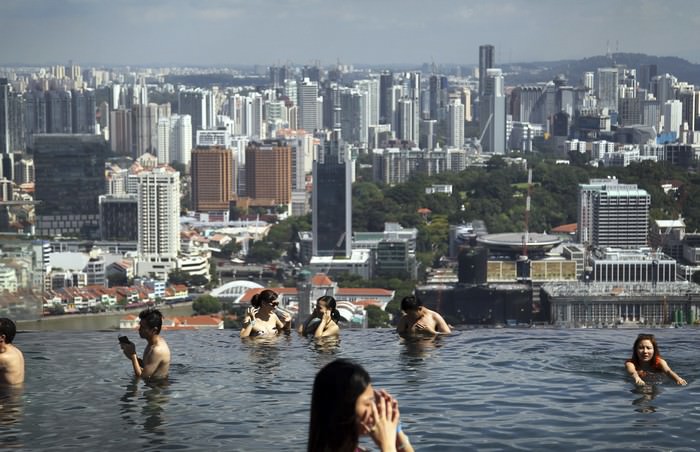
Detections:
311,273,333,286
551,223,577,234
336,288,394,296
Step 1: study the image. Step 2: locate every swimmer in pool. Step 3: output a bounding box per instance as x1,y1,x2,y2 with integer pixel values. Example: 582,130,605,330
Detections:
625,333,686,386
240,289,291,338
308,359,414,452
298,295,341,338
0,318,24,385
396,296,451,337
120,308,171,380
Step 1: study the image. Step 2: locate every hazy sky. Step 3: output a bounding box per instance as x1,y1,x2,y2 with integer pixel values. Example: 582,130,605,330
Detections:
1,0,699,67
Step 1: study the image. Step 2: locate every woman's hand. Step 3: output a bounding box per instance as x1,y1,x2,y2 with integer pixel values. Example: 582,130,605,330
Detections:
245,306,259,323
367,390,399,451
321,309,331,325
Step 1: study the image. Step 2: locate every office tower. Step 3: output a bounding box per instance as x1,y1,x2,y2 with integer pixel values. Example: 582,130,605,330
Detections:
99,195,138,241
339,87,368,145
448,100,465,148
618,97,641,126
479,45,495,97
663,100,683,136
583,72,594,91
479,68,506,153
178,88,214,143
397,98,418,144
109,108,132,155
33,134,109,238
323,83,341,130
429,75,449,121
298,78,320,132
137,166,180,276
269,65,287,89
46,90,72,133
312,130,352,258
132,103,159,157
577,179,650,247
169,114,192,165
596,68,619,112
652,73,676,106
191,146,234,212
510,86,543,123
245,140,291,204
677,87,696,132
0,79,9,155
70,89,96,134
379,71,394,125
284,79,298,105
639,64,657,92
355,77,379,126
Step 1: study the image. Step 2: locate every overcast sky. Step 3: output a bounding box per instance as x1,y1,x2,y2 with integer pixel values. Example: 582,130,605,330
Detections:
1,0,699,67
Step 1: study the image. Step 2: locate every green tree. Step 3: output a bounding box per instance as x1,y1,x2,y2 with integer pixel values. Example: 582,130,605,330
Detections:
366,305,390,328
192,294,222,315
168,269,190,286
247,241,281,263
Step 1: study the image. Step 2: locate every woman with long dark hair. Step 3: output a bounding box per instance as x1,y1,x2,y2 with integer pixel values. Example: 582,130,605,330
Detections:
625,333,686,386
298,295,341,337
308,359,413,452
240,289,292,338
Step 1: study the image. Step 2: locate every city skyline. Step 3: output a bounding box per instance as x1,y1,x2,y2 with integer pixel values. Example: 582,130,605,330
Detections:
1,0,699,67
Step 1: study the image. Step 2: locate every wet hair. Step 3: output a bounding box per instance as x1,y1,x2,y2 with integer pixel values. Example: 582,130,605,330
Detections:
316,295,341,323
0,318,16,344
308,359,371,452
139,308,164,334
630,333,661,367
401,296,422,312
251,289,278,308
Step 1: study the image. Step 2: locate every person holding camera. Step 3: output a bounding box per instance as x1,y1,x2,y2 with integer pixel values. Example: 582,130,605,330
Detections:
119,309,171,380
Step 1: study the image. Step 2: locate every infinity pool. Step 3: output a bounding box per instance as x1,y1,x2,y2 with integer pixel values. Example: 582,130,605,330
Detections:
2,327,699,451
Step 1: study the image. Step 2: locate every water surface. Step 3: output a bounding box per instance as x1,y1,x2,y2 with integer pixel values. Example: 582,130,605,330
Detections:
3,328,699,451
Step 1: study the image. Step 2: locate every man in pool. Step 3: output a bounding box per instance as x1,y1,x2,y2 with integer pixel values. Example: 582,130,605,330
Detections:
396,296,451,336
120,308,171,380
0,318,24,385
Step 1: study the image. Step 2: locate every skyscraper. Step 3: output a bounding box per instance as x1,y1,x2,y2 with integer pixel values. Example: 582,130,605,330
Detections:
479,45,495,97
577,178,650,247
0,79,9,156
379,71,394,125
33,134,109,238
298,78,320,132
479,68,506,154
596,68,619,112
245,140,291,204
178,88,214,143
448,100,465,148
136,166,180,277
312,130,352,258
191,146,234,212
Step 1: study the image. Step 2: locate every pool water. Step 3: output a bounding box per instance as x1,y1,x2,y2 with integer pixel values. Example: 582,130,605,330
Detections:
2,327,699,451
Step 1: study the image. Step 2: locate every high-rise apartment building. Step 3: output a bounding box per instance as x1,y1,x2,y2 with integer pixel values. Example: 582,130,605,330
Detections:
136,166,180,276
663,100,683,136
244,140,291,204
109,108,132,155
33,134,108,238
178,88,215,143
479,45,495,97
577,178,650,248
448,100,465,148
312,131,352,258
191,146,235,212
298,78,320,132
132,103,159,157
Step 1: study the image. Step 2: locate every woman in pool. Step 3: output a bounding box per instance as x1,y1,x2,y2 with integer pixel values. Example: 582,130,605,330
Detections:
240,289,292,338
298,295,341,337
625,333,687,386
308,359,413,452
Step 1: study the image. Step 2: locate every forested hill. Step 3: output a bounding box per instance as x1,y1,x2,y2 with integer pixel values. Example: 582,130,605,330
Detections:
504,53,700,86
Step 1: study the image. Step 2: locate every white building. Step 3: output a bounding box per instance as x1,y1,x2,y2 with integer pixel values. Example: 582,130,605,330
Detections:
663,100,683,137
448,100,465,148
136,166,181,279
298,78,321,132
479,68,506,154
0,265,18,292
